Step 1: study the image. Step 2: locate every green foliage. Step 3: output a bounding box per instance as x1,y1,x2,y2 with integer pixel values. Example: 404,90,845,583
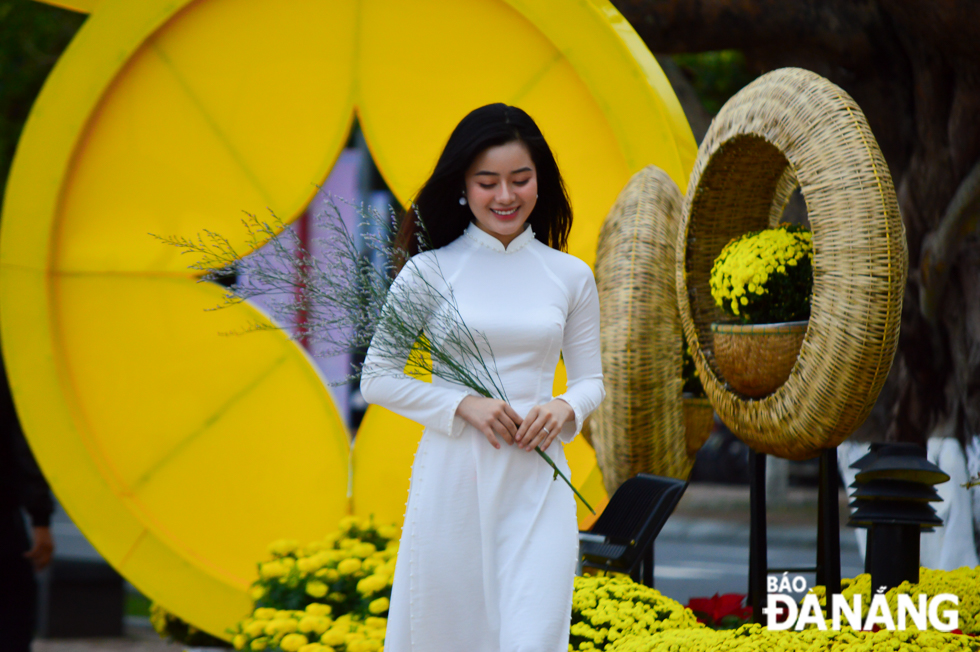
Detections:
149,601,231,647
681,337,705,398
0,0,85,208
671,50,757,115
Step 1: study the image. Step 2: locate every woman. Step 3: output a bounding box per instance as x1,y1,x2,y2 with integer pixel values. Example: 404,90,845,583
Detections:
359,103,604,652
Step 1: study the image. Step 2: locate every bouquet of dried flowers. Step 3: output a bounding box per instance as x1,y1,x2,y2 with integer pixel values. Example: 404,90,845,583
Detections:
156,199,592,512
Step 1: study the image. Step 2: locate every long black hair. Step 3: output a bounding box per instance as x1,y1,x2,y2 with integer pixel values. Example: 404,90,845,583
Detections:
396,103,572,258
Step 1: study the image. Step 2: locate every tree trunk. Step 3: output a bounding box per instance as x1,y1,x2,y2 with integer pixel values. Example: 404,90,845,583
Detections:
614,0,980,446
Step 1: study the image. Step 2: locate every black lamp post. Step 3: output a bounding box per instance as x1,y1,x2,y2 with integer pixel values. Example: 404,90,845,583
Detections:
848,443,948,591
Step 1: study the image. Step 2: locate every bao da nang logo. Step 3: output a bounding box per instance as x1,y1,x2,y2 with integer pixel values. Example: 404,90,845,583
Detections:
764,574,959,632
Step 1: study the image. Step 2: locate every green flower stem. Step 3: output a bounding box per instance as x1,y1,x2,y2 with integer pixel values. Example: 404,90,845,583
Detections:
535,446,595,515
471,387,595,515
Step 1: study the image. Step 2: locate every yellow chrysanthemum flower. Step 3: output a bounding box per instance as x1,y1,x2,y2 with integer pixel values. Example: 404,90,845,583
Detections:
298,644,329,652
268,539,300,557
338,558,362,575
305,580,328,598
259,560,288,579
305,603,332,617
244,620,269,637
320,629,347,647
279,633,309,652
337,515,360,533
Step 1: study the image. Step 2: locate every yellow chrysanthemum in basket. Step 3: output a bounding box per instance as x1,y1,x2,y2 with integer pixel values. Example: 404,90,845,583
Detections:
710,224,813,324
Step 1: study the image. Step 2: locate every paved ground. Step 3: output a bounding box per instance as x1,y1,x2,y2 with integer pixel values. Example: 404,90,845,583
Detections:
33,627,182,652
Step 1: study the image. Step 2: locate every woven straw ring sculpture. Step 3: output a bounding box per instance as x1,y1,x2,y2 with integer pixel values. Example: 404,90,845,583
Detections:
593,166,693,493
676,68,908,461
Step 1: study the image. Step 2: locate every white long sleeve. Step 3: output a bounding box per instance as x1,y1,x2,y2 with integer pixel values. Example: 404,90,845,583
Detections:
552,264,605,443
359,254,471,437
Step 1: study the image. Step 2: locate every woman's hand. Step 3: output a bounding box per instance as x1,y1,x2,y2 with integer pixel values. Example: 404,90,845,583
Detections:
24,526,54,571
515,399,574,452
456,396,523,450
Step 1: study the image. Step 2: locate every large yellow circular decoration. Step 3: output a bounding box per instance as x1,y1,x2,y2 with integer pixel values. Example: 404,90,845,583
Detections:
6,0,695,635
676,68,907,461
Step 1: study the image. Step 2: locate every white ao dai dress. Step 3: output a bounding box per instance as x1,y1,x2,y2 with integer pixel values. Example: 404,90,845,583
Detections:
359,223,605,652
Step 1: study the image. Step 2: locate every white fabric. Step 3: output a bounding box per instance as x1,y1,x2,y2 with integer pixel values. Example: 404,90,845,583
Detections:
920,437,979,570
967,435,980,558
360,223,605,652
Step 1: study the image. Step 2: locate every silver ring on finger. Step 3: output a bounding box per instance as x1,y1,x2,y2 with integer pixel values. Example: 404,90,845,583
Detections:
542,427,551,435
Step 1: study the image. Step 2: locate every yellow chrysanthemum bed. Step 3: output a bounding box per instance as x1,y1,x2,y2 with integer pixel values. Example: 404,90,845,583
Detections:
230,606,386,652
571,575,705,649
807,568,980,636
156,511,979,652
573,570,980,652
230,515,398,652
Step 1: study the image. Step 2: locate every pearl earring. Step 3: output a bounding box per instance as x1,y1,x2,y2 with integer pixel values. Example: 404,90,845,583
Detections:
459,195,467,206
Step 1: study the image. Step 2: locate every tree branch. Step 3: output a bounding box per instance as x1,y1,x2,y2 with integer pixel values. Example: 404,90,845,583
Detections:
919,159,980,324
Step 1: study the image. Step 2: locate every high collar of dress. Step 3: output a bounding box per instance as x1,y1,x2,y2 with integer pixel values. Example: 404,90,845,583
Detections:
463,221,535,254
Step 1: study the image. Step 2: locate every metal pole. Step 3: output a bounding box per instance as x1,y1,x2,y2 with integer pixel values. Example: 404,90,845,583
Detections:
818,448,841,595
644,541,655,588
748,450,768,624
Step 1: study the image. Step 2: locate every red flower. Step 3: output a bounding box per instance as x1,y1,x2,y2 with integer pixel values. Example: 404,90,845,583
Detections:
686,593,752,628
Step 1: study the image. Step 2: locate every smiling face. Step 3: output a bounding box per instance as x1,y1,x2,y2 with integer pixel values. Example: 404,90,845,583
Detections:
463,140,538,248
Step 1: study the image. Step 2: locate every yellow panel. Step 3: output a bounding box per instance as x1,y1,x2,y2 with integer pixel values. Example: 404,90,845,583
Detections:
1,0,197,272
3,0,694,637
119,525,252,640
576,468,609,531
55,0,356,274
357,0,563,205
51,276,350,585
565,436,608,527
350,406,424,527
513,57,630,267
0,267,149,564
508,0,697,186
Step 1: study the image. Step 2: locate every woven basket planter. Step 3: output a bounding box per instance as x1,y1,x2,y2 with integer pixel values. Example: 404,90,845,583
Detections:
682,396,713,458
594,165,692,493
676,68,908,460
711,321,808,398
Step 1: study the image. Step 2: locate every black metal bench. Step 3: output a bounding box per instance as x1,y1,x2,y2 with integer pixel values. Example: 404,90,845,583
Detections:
578,473,688,587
